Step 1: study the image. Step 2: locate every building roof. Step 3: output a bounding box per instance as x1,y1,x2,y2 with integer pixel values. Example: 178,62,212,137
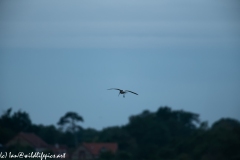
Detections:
82,143,118,156
7,132,49,148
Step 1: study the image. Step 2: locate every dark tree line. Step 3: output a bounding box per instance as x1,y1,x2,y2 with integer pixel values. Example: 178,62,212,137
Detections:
1,106,240,160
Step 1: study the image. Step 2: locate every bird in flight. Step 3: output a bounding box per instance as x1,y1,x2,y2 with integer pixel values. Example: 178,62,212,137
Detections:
108,88,138,98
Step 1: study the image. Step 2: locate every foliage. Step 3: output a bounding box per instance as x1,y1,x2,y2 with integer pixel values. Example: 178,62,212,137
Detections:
57,111,84,147
1,106,240,160
57,111,84,133
99,151,116,160
0,108,32,144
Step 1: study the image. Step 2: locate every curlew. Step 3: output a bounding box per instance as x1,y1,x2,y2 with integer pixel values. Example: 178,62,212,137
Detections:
108,88,138,98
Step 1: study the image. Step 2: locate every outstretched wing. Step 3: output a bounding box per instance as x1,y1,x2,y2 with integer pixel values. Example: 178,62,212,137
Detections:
126,90,138,95
108,88,122,91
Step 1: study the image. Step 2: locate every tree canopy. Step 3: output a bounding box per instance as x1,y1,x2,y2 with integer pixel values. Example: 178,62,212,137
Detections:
1,106,240,160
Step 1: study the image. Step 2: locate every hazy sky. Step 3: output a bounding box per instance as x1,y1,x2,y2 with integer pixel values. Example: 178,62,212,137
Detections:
1,1,240,130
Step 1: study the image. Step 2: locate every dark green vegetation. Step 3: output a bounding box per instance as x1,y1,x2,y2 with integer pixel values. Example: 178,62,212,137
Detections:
1,107,240,160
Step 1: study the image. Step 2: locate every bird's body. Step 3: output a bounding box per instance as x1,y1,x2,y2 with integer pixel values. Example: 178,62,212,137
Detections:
108,88,138,98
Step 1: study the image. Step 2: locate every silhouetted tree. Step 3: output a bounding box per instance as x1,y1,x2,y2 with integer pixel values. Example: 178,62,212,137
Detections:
79,128,99,142
198,118,240,160
0,108,32,144
99,151,116,160
1,106,240,160
57,112,84,147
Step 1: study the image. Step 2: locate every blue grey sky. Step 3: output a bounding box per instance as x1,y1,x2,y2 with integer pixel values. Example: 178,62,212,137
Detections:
1,1,240,130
